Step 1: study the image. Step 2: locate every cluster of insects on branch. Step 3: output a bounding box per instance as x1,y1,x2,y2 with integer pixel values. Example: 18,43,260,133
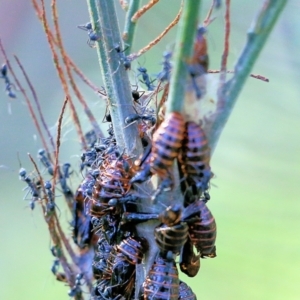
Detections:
2,0,273,298
1,4,217,300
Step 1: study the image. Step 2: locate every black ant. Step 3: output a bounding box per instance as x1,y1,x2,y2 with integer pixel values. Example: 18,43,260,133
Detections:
0,64,16,98
37,149,54,176
137,67,155,91
68,273,83,297
77,22,100,48
157,51,172,82
114,44,131,70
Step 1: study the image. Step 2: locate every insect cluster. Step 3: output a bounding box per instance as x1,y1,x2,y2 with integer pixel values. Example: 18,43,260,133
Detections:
65,81,217,299
74,22,216,295
13,22,217,299
3,0,228,298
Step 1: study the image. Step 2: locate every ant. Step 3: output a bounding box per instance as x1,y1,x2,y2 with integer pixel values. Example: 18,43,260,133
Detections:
0,64,16,98
44,181,60,214
58,162,73,196
157,51,172,82
114,44,131,70
132,89,144,104
19,168,40,201
84,129,98,148
77,22,100,48
51,259,67,282
68,273,83,297
38,149,54,176
125,113,156,126
137,67,155,91
188,26,209,99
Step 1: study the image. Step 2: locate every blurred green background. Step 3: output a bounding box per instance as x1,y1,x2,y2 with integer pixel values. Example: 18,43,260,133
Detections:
0,1,299,299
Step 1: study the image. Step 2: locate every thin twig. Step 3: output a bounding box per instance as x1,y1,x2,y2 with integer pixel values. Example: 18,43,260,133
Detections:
51,0,104,139
208,69,269,82
203,0,216,26
128,1,183,61
123,0,142,54
0,39,50,154
54,213,78,270
220,0,231,85
31,0,103,96
209,0,287,151
52,97,68,192
31,0,87,149
131,0,159,22
14,55,56,153
28,153,75,286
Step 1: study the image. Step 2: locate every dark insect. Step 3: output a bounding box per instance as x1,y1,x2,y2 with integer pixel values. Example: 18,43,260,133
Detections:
37,149,73,196
179,237,200,277
131,112,185,185
51,259,60,275
188,26,209,98
120,203,182,226
58,162,73,196
0,63,16,98
187,200,217,258
178,281,197,300
154,222,188,256
72,186,95,248
157,51,172,82
80,148,98,171
214,0,222,8
137,67,155,91
114,44,131,70
77,22,100,48
158,203,182,226
143,251,179,300
44,181,58,214
68,273,83,297
50,259,67,283
150,111,185,177
37,149,54,176
191,26,208,74
84,129,98,148
112,236,146,286
91,153,134,218
132,89,144,104
105,111,112,123
19,168,41,209
180,121,212,198
96,236,147,299
125,113,156,127
93,234,113,280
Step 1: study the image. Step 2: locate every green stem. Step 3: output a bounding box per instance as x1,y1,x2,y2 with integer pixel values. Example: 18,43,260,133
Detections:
89,0,143,156
123,0,141,54
166,0,202,113
86,0,110,88
208,0,287,151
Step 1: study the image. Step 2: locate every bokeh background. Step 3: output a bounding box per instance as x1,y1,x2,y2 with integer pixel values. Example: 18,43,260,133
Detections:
0,1,299,299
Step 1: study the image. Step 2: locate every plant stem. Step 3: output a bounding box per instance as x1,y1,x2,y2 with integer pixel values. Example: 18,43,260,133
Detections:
86,0,111,90
209,0,287,151
166,0,202,114
93,0,143,156
123,0,141,54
